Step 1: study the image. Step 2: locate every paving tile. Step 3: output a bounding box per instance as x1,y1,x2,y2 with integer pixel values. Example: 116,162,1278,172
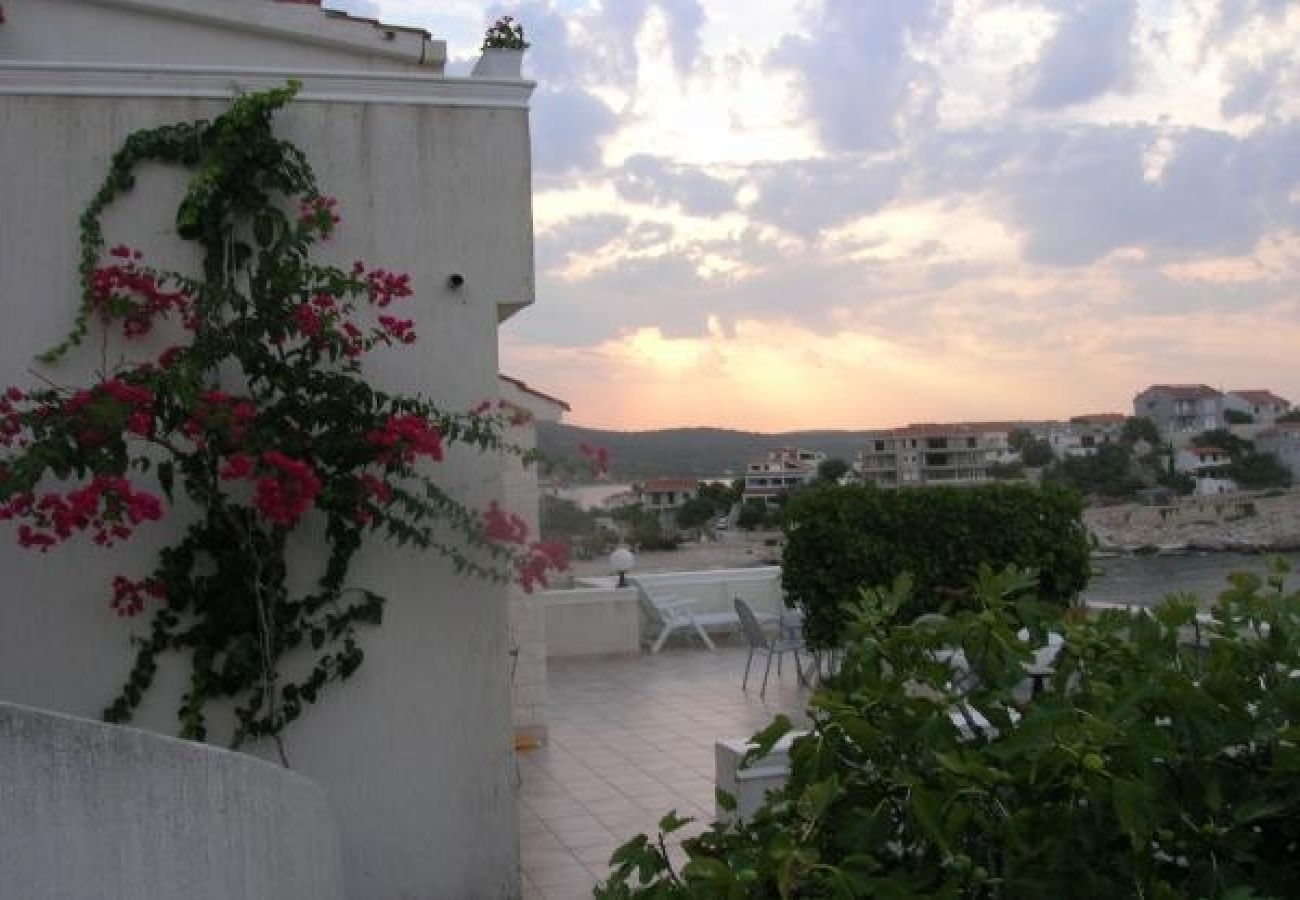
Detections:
518,645,811,895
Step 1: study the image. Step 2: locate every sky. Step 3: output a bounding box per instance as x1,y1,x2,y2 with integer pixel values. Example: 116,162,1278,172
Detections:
334,0,1300,432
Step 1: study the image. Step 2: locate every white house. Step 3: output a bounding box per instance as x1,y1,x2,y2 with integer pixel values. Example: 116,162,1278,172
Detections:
637,477,699,528
499,375,570,752
1175,446,1238,496
0,2,536,896
1225,390,1292,426
1134,384,1226,438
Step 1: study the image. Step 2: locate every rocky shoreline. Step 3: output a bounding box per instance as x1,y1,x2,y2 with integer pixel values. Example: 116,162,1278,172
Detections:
1084,490,1300,556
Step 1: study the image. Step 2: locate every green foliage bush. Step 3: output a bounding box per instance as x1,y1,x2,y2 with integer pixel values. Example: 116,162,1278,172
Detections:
599,562,1300,899
1043,443,1144,499
781,484,1089,646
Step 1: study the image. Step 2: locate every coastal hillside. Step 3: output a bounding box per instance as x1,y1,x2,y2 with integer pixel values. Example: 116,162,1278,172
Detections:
536,422,875,479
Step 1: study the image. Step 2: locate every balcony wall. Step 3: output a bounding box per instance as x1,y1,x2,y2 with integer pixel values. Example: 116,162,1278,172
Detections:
1,703,344,900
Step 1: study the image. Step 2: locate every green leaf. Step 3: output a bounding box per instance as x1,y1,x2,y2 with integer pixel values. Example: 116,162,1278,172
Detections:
908,786,951,857
715,788,737,812
658,811,692,834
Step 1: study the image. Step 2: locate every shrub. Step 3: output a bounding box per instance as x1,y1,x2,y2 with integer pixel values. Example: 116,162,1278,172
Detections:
782,483,1089,646
599,561,1300,899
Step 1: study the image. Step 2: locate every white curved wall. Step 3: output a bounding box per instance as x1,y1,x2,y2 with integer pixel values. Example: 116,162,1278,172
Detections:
0,703,345,900
0,7,537,896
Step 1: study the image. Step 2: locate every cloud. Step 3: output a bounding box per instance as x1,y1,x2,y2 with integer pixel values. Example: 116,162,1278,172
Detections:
598,0,706,76
907,119,1300,266
1021,0,1137,109
613,155,736,216
768,0,952,152
746,156,905,237
1207,0,1293,42
531,88,619,174
535,214,631,271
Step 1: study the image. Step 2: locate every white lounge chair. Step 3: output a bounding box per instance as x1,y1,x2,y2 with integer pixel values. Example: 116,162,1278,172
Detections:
640,593,739,653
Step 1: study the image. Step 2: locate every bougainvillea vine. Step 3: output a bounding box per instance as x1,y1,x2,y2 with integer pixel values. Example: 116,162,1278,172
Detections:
0,83,573,761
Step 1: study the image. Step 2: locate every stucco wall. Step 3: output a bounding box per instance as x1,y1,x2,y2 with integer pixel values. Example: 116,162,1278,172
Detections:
1,702,345,900
0,26,535,900
542,587,641,658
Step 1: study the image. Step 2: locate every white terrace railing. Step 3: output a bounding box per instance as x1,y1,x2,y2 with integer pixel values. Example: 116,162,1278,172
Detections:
541,566,786,658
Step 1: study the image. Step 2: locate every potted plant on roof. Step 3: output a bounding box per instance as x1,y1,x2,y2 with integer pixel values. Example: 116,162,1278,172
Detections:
472,15,529,79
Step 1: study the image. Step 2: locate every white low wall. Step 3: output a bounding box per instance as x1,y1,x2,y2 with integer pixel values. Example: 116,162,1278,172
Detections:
0,703,344,900
541,587,640,658
633,567,785,619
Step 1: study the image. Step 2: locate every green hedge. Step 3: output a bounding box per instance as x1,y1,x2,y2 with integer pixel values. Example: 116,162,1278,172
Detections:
781,483,1089,645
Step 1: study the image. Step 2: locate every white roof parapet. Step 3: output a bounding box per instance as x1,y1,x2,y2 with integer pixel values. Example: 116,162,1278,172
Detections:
78,0,446,69
0,62,534,108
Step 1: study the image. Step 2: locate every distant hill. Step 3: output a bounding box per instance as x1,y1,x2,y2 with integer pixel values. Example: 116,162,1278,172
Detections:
536,423,881,480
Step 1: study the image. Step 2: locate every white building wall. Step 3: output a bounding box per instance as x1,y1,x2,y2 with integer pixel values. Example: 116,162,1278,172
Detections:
1,703,345,900
0,7,535,896
499,377,567,748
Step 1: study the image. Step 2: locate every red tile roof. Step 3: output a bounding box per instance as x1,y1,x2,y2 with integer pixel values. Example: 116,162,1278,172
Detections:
1069,413,1127,425
1138,384,1223,399
1230,389,1289,406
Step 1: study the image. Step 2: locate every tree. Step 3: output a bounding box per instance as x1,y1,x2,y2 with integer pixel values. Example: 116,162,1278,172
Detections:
614,504,674,550
736,498,771,530
599,563,1300,899
674,495,715,531
1192,428,1253,459
696,480,740,514
1007,427,1035,453
1230,453,1293,490
781,484,1089,646
988,461,1025,480
1021,438,1054,467
1121,416,1160,447
1044,443,1143,498
1224,409,1255,424
1278,409,1300,424
816,457,850,483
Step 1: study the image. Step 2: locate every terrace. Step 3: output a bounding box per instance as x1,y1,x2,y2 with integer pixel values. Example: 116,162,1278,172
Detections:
518,644,812,899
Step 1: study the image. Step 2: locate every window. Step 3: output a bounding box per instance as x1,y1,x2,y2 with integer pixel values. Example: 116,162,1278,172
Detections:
966,437,977,448
875,440,885,451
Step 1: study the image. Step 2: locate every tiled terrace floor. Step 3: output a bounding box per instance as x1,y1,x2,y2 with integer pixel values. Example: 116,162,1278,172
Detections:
518,642,813,899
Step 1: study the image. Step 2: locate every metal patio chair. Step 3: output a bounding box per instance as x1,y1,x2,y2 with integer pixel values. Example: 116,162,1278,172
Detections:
735,597,806,697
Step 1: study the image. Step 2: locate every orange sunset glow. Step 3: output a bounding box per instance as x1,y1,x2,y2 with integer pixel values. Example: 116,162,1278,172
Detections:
356,0,1300,431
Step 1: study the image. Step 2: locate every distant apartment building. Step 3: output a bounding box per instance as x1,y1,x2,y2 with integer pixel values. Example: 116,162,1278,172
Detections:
742,447,826,505
1133,385,1225,437
636,477,698,528
1256,423,1300,481
858,423,1014,488
1225,390,1292,425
